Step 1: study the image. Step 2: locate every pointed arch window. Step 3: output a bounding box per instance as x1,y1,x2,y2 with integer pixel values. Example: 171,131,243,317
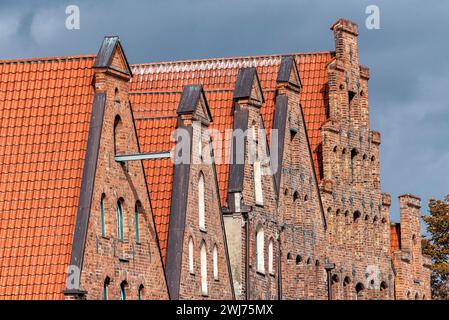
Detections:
213,245,219,280
117,199,124,241
188,237,194,274
138,284,144,300
120,281,128,300
114,115,126,156
251,124,264,206
103,277,110,300
256,225,265,273
135,202,141,243
200,241,208,296
198,173,206,230
268,239,274,275
100,194,106,237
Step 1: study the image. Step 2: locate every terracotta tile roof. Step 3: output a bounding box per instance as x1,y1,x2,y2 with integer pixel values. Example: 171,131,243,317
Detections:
131,51,334,205
0,55,95,299
134,113,178,262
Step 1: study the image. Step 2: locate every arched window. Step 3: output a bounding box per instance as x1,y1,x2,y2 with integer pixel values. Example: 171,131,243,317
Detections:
114,115,126,156
200,241,208,296
135,202,141,243
350,148,358,183
331,274,340,300
353,211,361,223
295,255,302,265
213,245,218,280
198,173,206,230
100,194,106,237
251,124,264,206
188,237,194,274
120,281,128,300
268,239,274,274
103,277,110,300
138,284,144,300
380,281,388,299
117,199,124,241
343,276,351,299
256,226,265,273
355,283,365,300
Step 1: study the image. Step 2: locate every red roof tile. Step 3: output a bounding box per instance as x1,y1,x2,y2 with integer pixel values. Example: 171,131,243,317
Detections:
0,55,95,299
134,114,178,261
131,51,334,205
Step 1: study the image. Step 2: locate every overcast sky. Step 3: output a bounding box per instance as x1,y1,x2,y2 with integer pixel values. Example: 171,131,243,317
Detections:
1,0,448,232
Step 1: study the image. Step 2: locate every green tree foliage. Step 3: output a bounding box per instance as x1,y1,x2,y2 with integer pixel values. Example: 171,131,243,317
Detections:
423,196,449,299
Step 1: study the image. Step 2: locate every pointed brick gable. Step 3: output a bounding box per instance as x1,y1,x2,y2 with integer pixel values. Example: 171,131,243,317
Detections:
132,86,234,299
71,36,168,300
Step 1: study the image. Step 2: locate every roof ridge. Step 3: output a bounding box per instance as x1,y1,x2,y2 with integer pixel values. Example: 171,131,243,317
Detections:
131,50,335,68
0,54,96,65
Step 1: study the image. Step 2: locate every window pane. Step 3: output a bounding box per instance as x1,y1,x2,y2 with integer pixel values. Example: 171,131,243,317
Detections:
198,174,205,229
189,238,194,274
213,245,218,280
256,227,265,272
135,204,140,242
117,201,124,241
268,240,273,274
100,195,105,237
200,242,208,295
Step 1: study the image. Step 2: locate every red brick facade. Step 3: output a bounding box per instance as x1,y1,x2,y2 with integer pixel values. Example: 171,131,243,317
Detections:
75,41,169,300
0,19,431,300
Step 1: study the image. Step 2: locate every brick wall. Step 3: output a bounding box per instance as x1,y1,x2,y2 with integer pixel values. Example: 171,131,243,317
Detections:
276,81,328,300
176,116,234,300
392,195,432,300
78,51,168,300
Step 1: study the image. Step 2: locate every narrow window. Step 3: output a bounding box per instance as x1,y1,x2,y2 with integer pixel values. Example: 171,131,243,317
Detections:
198,131,203,160
114,115,126,156
138,284,144,300
213,245,218,280
268,239,274,275
188,237,194,274
350,148,358,183
120,281,127,300
103,277,110,300
355,283,365,300
100,194,106,237
200,241,208,296
254,161,263,205
135,202,140,243
117,199,124,241
251,125,264,206
198,173,206,230
256,226,265,273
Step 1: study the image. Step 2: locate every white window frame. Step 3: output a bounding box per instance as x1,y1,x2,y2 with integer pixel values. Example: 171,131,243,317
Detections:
213,245,218,280
268,239,274,275
198,173,206,231
188,237,194,274
200,242,208,296
256,226,265,273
